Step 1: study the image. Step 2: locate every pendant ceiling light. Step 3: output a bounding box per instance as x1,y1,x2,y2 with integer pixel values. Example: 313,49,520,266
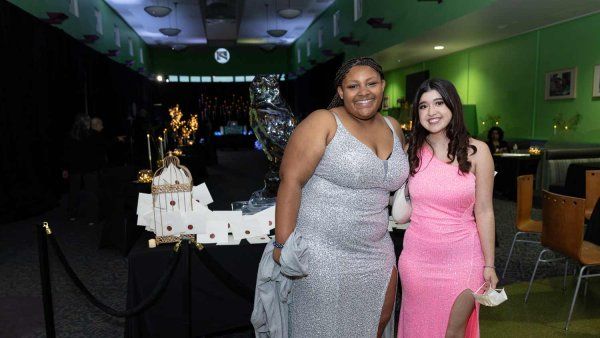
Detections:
266,2,287,38
277,0,301,19
159,2,181,36
260,44,276,52
159,28,181,36
144,0,172,17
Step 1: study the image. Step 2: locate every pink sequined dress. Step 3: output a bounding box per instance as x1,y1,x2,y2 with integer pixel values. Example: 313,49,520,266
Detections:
398,146,484,337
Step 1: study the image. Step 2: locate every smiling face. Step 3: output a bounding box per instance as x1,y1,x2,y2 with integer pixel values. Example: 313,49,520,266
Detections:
417,89,453,135
337,65,385,120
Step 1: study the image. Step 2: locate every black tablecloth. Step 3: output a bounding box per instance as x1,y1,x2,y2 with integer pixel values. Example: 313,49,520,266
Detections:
125,233,266,337
549,162,600,198
493,154,541,200
585,199,600,246
98,166,145,255
212,135,255,150
125,230,406,337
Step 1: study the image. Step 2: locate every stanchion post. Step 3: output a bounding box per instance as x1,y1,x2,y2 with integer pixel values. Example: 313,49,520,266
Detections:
37,222,56,338
179,240,193,338
186,240,192,338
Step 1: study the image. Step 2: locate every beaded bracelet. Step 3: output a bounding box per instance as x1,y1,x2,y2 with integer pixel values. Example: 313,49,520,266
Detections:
273,241,284,249
484,265,496,269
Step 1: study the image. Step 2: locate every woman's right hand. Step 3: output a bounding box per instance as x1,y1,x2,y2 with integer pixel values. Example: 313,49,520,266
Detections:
273,247,281,264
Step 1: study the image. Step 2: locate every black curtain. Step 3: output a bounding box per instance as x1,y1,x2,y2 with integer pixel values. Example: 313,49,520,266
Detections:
0,1,155,223
289,53,345,119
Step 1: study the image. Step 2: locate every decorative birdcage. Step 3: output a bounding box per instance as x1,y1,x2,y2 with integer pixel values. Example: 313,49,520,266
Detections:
151,153,196,244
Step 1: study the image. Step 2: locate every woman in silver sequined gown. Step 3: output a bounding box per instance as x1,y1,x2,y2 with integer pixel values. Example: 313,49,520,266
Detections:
274,57,408,337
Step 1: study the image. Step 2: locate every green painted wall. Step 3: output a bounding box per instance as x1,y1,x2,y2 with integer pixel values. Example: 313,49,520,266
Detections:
149,46,290,76
9,0,149,72
291,0,495,73
384,13,600,144
536,14,600,143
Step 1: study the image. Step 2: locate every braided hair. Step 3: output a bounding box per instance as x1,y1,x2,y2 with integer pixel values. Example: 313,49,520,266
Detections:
327,57,385,109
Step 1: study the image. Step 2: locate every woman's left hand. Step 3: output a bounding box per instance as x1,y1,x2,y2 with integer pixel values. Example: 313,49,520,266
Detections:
484,267,499,289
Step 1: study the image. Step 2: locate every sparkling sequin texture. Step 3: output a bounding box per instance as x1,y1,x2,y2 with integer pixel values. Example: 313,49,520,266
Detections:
289,113,408,337
397,147,484,337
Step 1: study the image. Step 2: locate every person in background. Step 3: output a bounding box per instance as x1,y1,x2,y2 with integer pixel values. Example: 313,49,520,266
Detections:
486,126,509,153
131,108,152,169
88,117,109,171
63,114,97,223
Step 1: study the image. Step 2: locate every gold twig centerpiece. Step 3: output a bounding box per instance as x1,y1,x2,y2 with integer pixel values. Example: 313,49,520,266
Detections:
169,105,199,146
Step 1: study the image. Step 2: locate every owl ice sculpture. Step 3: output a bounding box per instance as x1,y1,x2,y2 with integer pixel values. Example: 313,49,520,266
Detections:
248,75,298,209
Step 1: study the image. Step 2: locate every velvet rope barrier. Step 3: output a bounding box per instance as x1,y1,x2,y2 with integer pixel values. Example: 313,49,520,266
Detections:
41,222,182,318
190,240,254,302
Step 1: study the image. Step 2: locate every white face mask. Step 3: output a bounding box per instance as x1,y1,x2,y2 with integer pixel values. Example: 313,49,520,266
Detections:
472,283,507,307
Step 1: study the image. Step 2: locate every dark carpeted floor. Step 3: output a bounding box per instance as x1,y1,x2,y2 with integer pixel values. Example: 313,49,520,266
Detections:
0,149,590,337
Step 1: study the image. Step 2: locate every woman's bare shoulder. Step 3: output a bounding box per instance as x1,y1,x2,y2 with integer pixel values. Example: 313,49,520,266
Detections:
469,138,492,162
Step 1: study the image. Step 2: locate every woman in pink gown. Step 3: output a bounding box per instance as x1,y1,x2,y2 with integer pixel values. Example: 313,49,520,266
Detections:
398,79,498,337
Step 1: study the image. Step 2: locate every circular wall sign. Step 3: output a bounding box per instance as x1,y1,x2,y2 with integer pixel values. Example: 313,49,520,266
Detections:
214,48,230,64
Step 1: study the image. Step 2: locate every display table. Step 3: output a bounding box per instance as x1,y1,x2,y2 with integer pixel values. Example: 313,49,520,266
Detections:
493,153,541,200
125,233,266,337
125,229,406,337
98,166,145,255
549,162,600,198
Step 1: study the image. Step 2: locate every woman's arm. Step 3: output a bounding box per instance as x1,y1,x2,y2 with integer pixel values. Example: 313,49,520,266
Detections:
471,139,498,289
273,110,335,263
386,117,406,148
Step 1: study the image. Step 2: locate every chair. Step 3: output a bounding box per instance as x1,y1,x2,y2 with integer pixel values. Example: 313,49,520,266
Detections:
585,170,600,221
501,175,543,280
524,191,600,330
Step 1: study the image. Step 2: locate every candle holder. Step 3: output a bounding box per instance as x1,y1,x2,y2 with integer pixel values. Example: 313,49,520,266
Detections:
528,146,541,156
137,169,153,184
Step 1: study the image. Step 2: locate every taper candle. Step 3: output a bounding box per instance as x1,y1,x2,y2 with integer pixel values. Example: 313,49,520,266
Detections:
147,133,152,170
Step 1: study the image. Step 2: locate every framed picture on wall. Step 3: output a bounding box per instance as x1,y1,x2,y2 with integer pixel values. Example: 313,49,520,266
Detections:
382,96,389,110
545,67,577,100
593,65,600,97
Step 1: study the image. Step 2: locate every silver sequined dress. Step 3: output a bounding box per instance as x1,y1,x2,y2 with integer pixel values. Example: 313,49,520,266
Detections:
289,112,408,337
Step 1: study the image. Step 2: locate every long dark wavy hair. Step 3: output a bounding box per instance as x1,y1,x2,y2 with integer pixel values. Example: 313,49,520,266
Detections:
487,126,504,142
327,57,385,109
408,78,476,176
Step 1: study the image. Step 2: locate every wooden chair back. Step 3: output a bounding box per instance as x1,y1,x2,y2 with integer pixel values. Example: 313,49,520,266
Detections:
541,190,586,261
585,170,600,217
516,175,534,229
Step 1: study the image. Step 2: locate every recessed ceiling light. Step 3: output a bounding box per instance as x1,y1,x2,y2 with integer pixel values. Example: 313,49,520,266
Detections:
434,45,445,50
156,75,164,82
